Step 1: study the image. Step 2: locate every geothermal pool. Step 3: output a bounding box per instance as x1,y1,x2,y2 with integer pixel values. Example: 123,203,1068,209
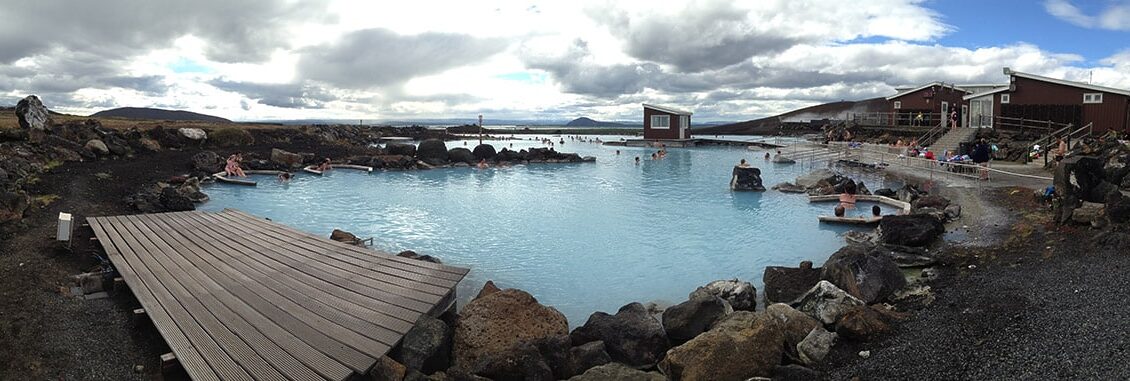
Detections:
200,135,899,325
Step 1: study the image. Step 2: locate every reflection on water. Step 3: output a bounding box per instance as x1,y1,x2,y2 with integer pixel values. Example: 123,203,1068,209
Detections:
201,135,898,325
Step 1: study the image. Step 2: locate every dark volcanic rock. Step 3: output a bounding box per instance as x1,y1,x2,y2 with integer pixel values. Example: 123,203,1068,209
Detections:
387,143,417,157
764,303,821,363
763,261,822,304
397,250,442,264
879,214,944,247
0,190,30,225
270,148,305,169
329,229,364,245
773,364,825,381
570,302,669,367
690,279,756,311
731,166,766,191
472,144,497,161
448,147,474,164
417,139,449,164
191,151,224,173
912,194,951,210
563,341,610,378
391,315,452,374
16,95,51,130
662,294,729,344
873,188,897,198
566,363,664,381
793,280,864,325
822,243,907,303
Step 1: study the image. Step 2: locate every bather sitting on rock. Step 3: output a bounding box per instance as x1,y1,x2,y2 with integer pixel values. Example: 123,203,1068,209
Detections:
225,152,247,177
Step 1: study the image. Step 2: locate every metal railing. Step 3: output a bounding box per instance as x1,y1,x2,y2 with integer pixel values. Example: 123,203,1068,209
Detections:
915,121,948,147
992,115,1068,135
850,112,946,127
826,141,1054,188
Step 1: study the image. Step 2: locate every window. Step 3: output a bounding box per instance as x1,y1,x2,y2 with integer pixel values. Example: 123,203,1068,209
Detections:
1000,94,1010,104
894,101,902,109
650,115,670,129
1083,93,1103,104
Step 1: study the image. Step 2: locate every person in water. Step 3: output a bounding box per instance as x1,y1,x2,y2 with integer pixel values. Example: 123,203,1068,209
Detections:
651,153,658,160
477,159,489,169
634,156,640,165
225,152,247,177
764,152,770,160
737,159,751,168
316,157,332,171
278,172,292,182
834,205,846,217
839,181,858,209
872,205,881,217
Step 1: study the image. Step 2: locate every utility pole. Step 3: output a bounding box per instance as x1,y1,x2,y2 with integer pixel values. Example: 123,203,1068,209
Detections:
478,114,483,145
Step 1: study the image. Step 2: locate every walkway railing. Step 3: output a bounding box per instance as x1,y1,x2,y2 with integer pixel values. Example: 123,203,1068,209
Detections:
825,141,1053,187
915,121,947,147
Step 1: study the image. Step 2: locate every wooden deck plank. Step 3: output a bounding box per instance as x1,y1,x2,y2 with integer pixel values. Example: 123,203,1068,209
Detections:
157,213,418,335
223,209,469,279
126,214,347,381
182,211,436,314
89,210,470,381
203,211,451,302
152,212,383,373
104,216,292,381
87,218,222,381
155,211,411,345
94,217,253,381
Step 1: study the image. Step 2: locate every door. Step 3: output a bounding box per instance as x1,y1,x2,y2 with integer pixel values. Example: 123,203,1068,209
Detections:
941,102,949,127
961,105,969,128
679,115,689,139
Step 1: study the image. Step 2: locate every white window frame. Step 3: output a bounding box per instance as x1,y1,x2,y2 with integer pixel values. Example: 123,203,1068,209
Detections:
894,101,902,109
1083,93,1103,104
650,115,670,129
1000,94,1010,104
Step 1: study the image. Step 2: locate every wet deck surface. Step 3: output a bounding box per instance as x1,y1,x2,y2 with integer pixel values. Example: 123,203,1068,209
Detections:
89,209,468,380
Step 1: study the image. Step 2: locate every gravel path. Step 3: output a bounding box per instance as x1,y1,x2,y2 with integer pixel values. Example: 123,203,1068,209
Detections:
822,186,1130,380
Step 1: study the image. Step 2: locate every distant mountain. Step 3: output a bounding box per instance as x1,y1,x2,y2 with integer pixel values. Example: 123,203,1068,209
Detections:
565,117,635,128
91,107,231,123
694,98,888,135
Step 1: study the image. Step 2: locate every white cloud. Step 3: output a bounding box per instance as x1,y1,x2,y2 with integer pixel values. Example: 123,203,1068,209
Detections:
1045,0,1130,30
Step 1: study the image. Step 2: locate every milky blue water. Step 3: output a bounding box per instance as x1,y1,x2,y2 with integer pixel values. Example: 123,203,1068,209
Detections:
200,135,899,325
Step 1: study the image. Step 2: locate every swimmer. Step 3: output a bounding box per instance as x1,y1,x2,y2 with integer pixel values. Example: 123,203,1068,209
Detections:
872,205,881,217
737,159,751,168
764,152,770,160
651,153,658,160
834,205,846,217
477,159,489,169
277,172,292,182
634,156,640,165
615,150,620,155
316,157,332,171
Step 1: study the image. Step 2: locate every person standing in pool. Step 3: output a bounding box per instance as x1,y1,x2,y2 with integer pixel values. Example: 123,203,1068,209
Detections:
278,172,292,182
839,181,857,209
737,159,751,168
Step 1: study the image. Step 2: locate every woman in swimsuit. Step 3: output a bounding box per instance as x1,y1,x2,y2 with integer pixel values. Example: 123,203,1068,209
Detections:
838,181,857,209
225,152,247,177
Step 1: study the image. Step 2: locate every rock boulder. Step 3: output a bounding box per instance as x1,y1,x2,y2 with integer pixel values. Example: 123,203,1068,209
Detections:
662,294,730,344
659,311,785,380
763,303,820,363
417,139,449,164
387,143,417,157
390,315,452,374
763,261,822,304
731,166,766,191
329,229,364,246
797,327,837,365
835,305,892,341
453,289,569,372
793,281,864,325
270,148,305,169
567,363,665,381
448,148,475,164
690,279,756,311
472,144,497,161
879,214,944,247
0,190,30,225
191,151,223,173
16,95,51,130
178,128,207,141
570,302,669,367
85,139,110,156
821,244,907,303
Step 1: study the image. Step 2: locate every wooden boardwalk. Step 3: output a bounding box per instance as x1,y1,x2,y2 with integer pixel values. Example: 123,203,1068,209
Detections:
88,209,469,381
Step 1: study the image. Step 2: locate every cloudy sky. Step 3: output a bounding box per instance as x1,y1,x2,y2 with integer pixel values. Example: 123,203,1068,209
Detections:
2,0,1129,123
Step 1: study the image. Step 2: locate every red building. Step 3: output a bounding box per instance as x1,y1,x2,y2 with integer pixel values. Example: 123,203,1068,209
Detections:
988,68,1130,133
642,104,692,140
885,82,969,128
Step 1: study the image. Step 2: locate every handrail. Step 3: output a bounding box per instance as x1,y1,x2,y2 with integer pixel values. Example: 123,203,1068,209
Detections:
916,121,947,147
829,141,1054,181
1024,123,1074,164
